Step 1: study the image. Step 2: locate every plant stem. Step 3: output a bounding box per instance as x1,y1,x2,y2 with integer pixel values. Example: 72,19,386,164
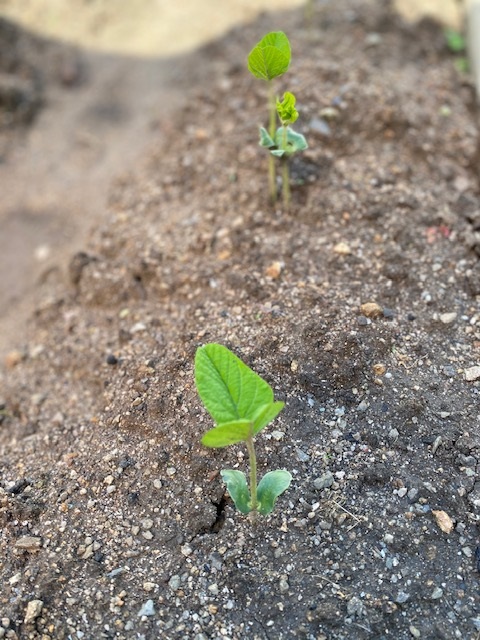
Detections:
246,434,258,512
268,80,276,138
281,125,290,209
268,80,277,203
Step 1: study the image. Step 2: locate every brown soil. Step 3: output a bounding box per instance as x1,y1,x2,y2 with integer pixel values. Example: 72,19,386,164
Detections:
1,2,480,640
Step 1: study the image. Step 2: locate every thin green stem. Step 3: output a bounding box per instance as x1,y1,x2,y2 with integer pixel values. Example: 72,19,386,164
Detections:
246,434,258,512
281,125,290,209
268,80,276,138
268,80,277,203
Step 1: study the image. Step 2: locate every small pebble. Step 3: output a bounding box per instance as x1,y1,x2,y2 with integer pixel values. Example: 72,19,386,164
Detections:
106,354,118,365
310,117,332,137
296,448,310,462
407,488,418,501
24,600,43,624
279,576,289,593
319,106,340,120
442,365,456,377
360,302,383,318
431,587,443,600
314,472,334,490
137,599,155,617
439,312,457,324
395,591,410,604
357,400,369,412
14,536,42,551
432,510,454,534
168,575,181,591
464,366,480,382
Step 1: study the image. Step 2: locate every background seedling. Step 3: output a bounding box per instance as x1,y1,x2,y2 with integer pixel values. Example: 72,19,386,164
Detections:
444,27,469,73
247,31,291,203
248,32,308,208
259,91,308,208
195,343,291,517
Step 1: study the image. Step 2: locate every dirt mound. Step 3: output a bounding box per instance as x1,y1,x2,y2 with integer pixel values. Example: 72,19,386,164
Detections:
1,2,479,639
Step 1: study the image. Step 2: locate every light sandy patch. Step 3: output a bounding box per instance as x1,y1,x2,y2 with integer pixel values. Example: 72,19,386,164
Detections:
394,0,464,29
0,0,463,56
0,0,306,55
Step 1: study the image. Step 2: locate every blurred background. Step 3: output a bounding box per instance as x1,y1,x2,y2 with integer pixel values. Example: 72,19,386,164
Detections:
0,0,465,56
0,0,470,360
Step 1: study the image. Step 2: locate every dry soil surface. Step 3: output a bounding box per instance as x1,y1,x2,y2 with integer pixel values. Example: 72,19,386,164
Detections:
1,1,480,640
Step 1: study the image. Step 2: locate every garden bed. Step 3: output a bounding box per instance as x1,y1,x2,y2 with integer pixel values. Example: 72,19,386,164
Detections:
1,1,479,638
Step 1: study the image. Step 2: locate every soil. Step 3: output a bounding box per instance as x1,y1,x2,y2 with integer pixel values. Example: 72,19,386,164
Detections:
1,1,480,640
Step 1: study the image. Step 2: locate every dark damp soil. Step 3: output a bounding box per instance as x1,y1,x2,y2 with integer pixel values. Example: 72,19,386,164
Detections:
1,1,480,639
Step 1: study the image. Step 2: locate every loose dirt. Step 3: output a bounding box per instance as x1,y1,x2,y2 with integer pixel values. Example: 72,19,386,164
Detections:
1,1,479,639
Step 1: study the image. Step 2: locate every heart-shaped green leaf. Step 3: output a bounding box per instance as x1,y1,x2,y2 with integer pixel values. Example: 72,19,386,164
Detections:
257,470,292,515
195,343,275,425
220,469,252,514
252,401,284,435
201,420,252,448
247,31,291,81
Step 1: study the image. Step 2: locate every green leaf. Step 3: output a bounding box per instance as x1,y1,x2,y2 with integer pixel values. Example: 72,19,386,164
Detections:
257,470,292,515
247,31,291,81
195,343,274,425
276,92,298,126
252,401,284,435
259,127,275,149
270,127,308,157
444,28,465,54
201,420,252,448
220,469,252,514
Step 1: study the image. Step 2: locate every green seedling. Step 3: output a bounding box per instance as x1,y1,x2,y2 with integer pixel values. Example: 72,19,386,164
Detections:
195,343,291,517
444,28,469,73
259,91,308,208
248,32,308,208
247,31,291,203
445,28,466,54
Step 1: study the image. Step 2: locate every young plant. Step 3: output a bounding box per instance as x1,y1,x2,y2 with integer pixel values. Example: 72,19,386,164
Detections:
259,91,308,209
247,31,291,203
248,32,308,208
195,343,291,516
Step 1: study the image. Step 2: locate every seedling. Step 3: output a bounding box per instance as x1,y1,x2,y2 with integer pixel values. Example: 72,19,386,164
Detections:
247,31,291,203
260,91,308,208
195,343,291,517
247,32,308,208
444,28,469,73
